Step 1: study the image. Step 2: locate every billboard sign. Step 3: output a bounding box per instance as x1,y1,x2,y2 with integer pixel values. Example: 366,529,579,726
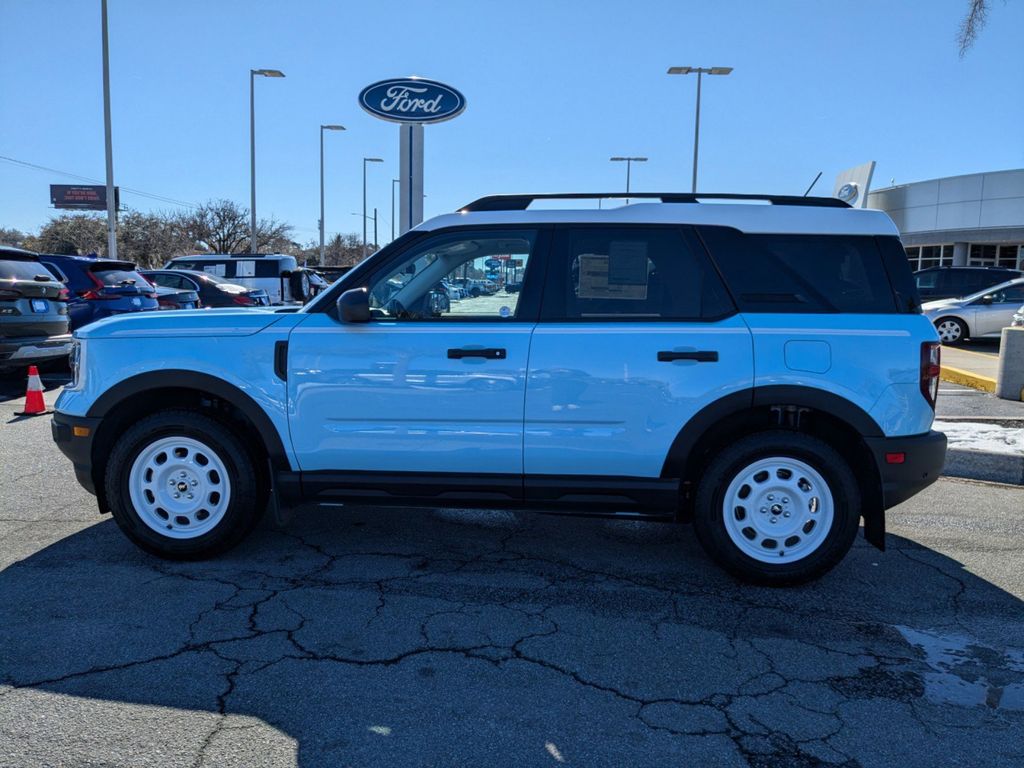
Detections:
50,184,119,211
359,78,466,124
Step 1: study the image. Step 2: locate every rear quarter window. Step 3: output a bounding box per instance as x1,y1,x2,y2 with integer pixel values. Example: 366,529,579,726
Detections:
698,228,900,313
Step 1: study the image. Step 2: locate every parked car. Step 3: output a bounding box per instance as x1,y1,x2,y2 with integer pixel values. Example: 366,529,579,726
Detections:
0,246,71,372
162,253,314,304
922,277,1024,344
37,255,158,330
53,191,945,586
914,265,1022,302
141,270,270,308
152,285,201,311
1013,304,1024,327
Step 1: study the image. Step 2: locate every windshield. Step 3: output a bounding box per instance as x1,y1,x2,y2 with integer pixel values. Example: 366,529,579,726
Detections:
0,259,54,282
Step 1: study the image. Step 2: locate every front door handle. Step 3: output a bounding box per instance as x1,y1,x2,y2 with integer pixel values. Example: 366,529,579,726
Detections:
657,350,719,363
448,347,507,360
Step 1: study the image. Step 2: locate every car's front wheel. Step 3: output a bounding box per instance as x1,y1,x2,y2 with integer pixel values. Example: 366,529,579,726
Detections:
934,317,967,345
104,410,264,560
693,431,861,585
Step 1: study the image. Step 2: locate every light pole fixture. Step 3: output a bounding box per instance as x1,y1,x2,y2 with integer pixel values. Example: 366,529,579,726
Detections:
391,178,399,242
100,0,117,259
610,156,648,204
362,157,383,258
666,66,732,193
250,68,285,254
319,124,345,263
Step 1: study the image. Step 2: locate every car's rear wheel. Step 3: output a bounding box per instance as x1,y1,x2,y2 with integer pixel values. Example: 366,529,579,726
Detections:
105,410,264,560
693,431,861,585
934,317,967,345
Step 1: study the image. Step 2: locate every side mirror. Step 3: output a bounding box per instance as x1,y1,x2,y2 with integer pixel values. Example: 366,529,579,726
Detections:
981,295,994,305
336,287,370,323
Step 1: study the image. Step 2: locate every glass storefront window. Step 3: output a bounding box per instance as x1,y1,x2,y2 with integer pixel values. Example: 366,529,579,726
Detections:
997,244,1022,269
904,246,920,270
969,244,997,266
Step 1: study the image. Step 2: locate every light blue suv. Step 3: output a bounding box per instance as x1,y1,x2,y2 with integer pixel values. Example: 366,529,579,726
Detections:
52,193,946,584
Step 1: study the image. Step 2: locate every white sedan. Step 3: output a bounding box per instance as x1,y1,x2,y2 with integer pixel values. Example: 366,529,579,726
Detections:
923,277,1024,344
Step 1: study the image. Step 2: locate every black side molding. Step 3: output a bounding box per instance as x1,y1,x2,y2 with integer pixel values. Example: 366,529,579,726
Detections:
274,340,288,381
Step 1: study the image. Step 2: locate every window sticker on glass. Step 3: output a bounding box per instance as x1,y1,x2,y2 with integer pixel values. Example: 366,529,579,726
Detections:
204,264,226,277
608,241,648,286
234,260,255,277
577,254,648,300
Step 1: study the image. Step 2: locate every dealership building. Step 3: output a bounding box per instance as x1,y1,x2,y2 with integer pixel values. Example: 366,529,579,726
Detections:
866,168,1024,271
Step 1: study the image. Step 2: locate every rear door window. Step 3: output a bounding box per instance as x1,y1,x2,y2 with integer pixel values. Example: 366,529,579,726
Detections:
543,226,734,320
698,228,898,313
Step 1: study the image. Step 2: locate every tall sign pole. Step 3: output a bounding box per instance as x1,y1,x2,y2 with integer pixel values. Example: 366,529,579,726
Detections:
100,0,117,259
358,77,466,236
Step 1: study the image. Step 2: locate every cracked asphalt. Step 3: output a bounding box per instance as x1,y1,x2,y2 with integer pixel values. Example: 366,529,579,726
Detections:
2,378,1024,767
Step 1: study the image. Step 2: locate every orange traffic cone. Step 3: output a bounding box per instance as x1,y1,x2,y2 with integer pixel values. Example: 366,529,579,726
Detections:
17,365,47,416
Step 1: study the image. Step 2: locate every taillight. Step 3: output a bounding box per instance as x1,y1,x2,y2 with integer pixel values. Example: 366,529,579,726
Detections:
920,341,941,409
78,289,118,301
58,288,69,300
232,294,255,306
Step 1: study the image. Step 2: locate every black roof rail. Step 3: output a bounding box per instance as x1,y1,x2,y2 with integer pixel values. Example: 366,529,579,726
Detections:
458,192,851,212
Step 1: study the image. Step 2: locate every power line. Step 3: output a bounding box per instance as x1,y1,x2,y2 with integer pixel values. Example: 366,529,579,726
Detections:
0,154,199,209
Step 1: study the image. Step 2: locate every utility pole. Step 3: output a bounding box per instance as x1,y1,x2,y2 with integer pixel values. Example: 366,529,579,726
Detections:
100,0,117,258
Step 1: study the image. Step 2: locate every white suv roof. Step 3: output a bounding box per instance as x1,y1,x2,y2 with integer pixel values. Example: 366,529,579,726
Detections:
418,193,899,238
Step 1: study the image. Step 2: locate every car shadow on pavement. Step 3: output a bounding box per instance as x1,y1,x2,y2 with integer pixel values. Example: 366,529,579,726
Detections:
2,505,1023,767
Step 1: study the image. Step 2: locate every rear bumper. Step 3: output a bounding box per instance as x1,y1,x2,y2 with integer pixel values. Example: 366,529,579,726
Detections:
51,411,102,496
0,334,72,366
865,430,947,509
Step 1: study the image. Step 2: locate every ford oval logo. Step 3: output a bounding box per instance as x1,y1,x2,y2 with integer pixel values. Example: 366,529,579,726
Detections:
358,78,466,124
836,182,859,204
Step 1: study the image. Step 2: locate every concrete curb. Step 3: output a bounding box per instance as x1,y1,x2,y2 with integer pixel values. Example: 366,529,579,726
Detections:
941,365,997,393
943,448,1024,485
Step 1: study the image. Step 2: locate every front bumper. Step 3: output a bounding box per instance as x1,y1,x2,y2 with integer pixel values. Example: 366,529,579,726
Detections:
52,411,102,496
865,430,947,509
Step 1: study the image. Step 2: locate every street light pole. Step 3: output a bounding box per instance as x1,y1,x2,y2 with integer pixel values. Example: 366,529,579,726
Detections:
249,68,285,254
100,0,117,259
666,66,732,193
373,207,378,253
362,157,383,258
319,124,345,263
391,178,399,242
610,157,648,204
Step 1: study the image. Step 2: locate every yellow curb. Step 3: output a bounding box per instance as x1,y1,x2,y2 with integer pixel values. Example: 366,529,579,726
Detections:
940,365,997,393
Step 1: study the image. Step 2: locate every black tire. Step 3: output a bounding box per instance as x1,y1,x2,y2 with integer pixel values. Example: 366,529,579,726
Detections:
934,317,968,345
104,409,265,560
289,271,310,303
693,431,861,586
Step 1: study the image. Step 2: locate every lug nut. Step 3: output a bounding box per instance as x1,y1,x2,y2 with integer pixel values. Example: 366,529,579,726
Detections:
770,517,777,524
767,494,775,501
782,497,790,504
168,479,175,486
190,480,198,487
186,493,194,500
783,511,791,518
173,493,180,499
179,471,186,478
760,507,768,514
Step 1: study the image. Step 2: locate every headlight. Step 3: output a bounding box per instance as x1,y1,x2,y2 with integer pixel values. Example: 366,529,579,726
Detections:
69,340,84,390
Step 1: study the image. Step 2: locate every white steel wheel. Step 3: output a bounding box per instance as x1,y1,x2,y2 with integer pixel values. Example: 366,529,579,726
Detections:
721,456,835,564
935,318,964,344
128,436,232,539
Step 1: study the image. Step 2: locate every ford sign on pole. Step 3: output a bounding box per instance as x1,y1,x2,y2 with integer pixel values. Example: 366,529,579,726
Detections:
358,78,466,124
360,76,467,236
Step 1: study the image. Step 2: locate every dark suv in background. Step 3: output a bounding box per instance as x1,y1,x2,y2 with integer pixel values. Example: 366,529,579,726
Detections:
38,255,159,330
0,247,71,373
914,265,1023,302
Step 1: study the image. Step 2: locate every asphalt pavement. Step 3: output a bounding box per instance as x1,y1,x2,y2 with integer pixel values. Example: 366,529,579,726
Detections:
2,389,1024,767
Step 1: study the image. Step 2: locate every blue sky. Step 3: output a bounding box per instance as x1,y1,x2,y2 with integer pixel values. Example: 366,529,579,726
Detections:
2,0,1023,244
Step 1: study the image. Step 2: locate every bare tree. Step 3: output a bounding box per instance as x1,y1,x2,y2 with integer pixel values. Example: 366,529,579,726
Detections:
173,199,293,254
25,214,107,256
958,0,990,56
117,210,189,268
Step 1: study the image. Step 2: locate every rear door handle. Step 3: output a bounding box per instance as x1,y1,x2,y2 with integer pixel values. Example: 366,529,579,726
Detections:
657,350,719,363
448,347,506,360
